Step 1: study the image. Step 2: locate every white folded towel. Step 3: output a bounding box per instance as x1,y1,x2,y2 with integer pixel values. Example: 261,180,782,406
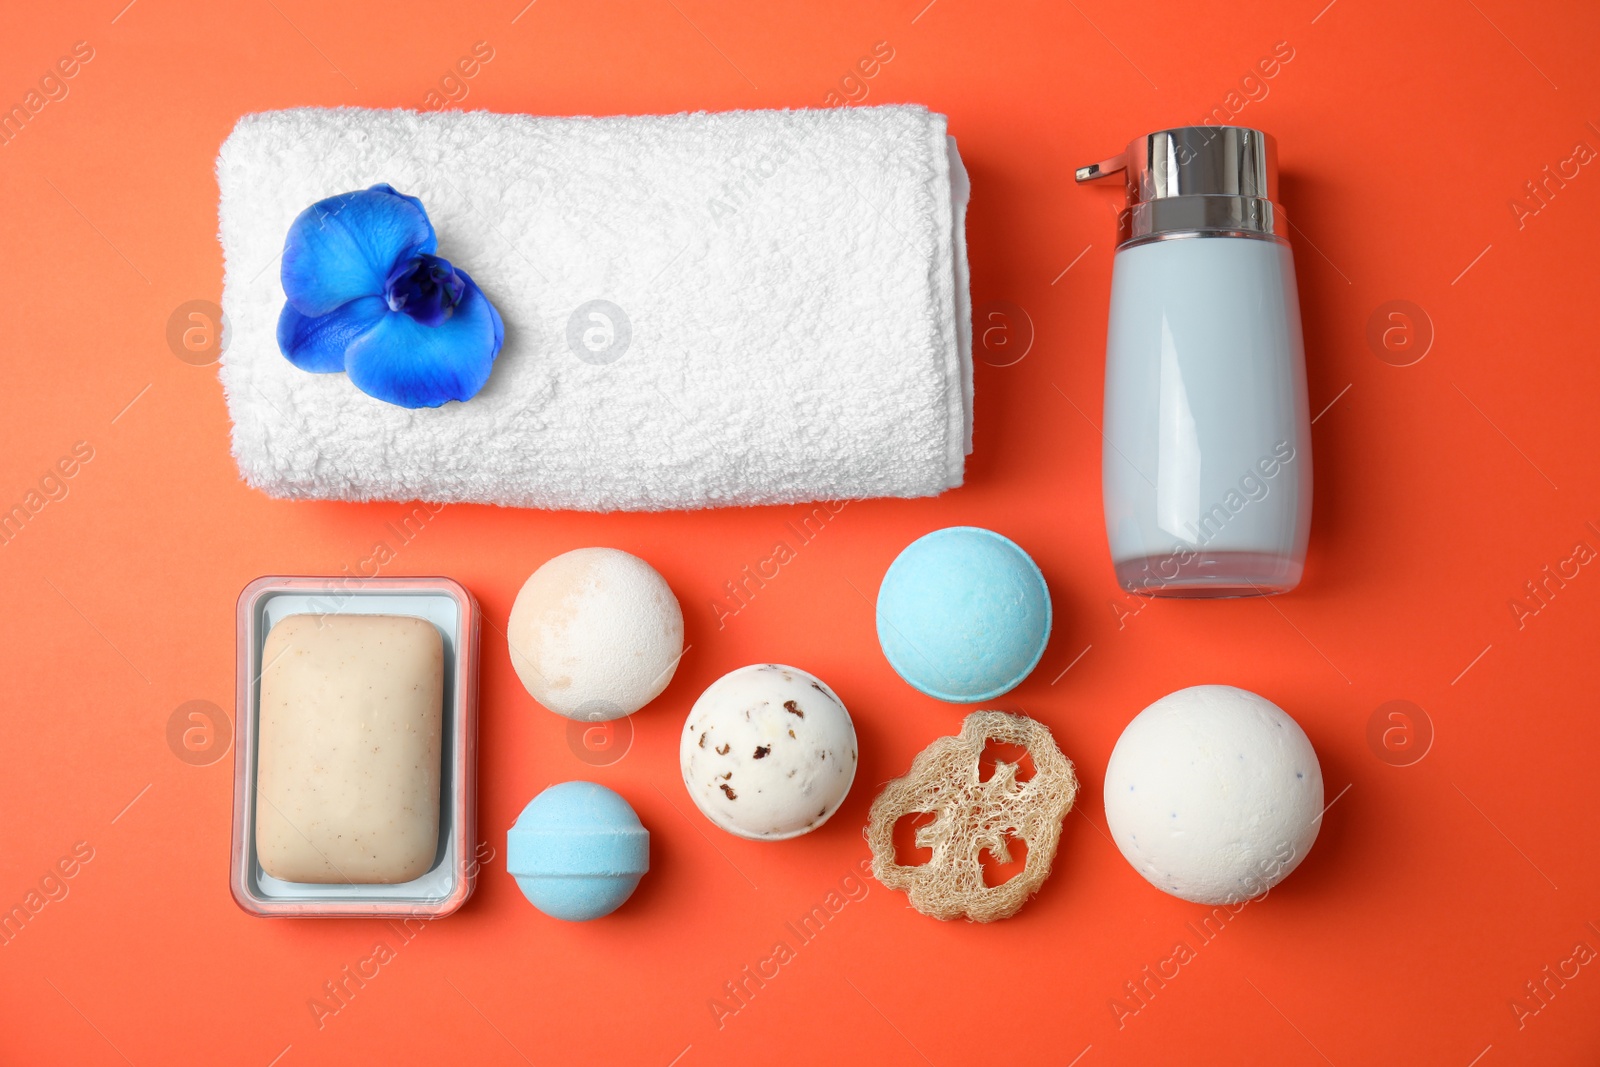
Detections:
215,105,971,511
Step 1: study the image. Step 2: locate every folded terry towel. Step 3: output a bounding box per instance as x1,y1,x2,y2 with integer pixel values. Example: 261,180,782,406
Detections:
216,105,971,511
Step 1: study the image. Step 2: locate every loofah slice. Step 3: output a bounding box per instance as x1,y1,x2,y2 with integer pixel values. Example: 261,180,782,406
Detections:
867,711,1077,922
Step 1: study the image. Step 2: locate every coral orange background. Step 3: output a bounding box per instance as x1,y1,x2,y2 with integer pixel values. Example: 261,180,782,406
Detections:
3,0,1599,1063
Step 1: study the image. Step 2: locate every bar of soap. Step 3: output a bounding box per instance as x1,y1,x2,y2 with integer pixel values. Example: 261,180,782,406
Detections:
255,613,444,884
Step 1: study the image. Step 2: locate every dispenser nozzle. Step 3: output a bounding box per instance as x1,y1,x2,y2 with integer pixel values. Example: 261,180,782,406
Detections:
1074,154,1126,183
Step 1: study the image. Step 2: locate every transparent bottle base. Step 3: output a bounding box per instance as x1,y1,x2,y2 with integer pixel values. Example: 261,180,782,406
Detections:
1113,551,1303,598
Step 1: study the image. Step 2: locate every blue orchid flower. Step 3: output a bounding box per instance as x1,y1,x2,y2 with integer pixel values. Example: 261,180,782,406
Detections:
276,184,504,408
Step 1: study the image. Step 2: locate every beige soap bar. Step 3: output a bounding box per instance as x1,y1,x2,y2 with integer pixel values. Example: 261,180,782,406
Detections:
255,613,444,884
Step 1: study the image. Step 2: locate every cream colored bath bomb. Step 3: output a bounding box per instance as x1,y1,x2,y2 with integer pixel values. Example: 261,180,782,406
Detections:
1103,685,1324,905
508,548,684,721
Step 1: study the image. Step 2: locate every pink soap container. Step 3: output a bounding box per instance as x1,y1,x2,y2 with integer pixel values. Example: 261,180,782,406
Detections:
230,575,481,918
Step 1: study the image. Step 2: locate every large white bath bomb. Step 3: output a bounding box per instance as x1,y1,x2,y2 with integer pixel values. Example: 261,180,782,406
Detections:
508,548,684,721
1103,685,1323,905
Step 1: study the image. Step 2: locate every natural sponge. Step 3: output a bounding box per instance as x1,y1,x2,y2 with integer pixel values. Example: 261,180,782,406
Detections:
866,711,1077,922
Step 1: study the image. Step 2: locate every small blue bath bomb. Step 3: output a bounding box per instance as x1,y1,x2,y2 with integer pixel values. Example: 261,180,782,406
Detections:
506,782,649,921
876,527,1052,703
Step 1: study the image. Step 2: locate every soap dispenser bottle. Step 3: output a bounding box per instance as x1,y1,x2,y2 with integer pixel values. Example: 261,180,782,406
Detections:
1077,126,1311,597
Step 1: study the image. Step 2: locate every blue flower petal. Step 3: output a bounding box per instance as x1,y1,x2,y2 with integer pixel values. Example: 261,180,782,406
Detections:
281,185,437,317
343,278,503,408
366,183,430,221
276,296,389,372
457,268,504,351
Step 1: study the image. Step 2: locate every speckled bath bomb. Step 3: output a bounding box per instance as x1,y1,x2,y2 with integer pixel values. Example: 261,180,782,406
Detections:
508,548,684,722
679,664,858,841
1103,685,1324,905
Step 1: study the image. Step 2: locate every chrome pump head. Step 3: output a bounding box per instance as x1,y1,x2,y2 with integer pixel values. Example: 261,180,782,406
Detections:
1076,126,1286,249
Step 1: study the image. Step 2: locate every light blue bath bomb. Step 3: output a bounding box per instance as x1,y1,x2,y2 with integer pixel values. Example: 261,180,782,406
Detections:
876,527,1052,702
506,781,649,921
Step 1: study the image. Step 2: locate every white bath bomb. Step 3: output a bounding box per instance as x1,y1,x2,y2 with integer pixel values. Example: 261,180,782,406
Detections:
1104,685,1323,905
508,548,684,722
680,664,858,841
